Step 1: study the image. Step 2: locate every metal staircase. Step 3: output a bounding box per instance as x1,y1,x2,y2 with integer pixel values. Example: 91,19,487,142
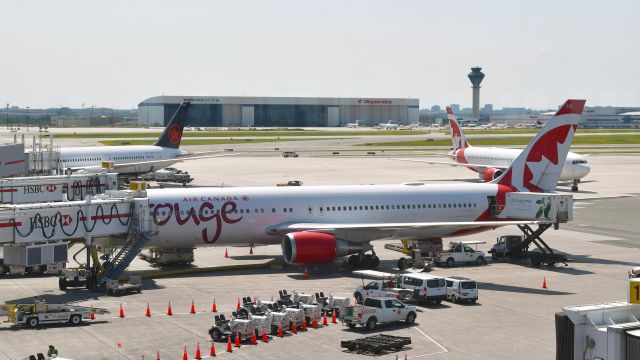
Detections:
99,231,151,282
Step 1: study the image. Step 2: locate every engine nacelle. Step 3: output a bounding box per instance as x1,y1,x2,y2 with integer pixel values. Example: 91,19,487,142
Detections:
482,168,503,182
281,232,363,265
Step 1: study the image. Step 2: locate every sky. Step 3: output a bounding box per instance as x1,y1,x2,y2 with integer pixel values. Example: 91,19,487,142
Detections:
1,0,639,110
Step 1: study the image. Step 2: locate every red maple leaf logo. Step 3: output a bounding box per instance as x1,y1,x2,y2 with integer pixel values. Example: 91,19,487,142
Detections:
167,124,182,145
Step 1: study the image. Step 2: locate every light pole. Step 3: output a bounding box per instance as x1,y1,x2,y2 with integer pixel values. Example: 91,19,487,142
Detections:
26,106,30,131
5,103,8,129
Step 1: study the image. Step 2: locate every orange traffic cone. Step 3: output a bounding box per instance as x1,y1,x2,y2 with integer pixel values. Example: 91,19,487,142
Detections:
278,323,283,337
304,268,309,279
262,327,268,343
167,301,173,316
190,300,196,314
291,322,297,334
312,319,318,329
119,304,125,318
236,298,241,310
209,341,216,357
251,331,257,345
145,303,151,317
323,314,328,326
212,299,217,313
156,350,160,360
331,311,337,323
226,337,232,353
301,320,307,331
224,248,229,258
90,307,95,320
182,346,188,360
194,342,202,360
542,277,548,289
235,332,241,348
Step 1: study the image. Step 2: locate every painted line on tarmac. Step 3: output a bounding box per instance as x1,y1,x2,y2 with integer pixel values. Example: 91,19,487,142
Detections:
407,326,449,358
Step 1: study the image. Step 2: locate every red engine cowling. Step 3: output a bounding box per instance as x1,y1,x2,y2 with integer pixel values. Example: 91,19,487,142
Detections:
281,232,362,265
482,168,503,182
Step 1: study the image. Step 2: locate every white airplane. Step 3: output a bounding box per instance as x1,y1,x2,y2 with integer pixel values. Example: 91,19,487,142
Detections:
55,102,230,175
346,120,360,128
377,120,400,130
396,106,590,191
140,99,586,267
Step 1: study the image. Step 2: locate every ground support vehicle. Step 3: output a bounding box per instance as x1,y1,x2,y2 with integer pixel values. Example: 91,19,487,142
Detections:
142,167,193,185
341,334,411,354
353,270,414,303
340,297,417,331
488,230,568,267
397,273,447,305
208,313,268,342
290,291,323,323
435,241,486,267
282,151,299,158
106,276,142,296
444,277,478,303
138,248,194,265
1,300,109,328
314,292,351,317
277,180,303,186
58,268,94,290
282,307,306,328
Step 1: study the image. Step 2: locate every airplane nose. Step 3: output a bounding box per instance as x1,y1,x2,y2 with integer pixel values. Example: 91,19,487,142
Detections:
578,164,591,178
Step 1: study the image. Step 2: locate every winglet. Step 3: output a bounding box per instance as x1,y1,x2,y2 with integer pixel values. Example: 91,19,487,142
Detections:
446,106,469,150
154,101,190,149
494,99,586,192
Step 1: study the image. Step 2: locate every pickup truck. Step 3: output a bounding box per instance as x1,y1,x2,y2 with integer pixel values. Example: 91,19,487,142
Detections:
340,297,416,330
436,241,486,267
354,279,413,304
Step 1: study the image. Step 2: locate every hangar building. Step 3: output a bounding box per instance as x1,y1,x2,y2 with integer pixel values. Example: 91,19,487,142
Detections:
138,96,419,127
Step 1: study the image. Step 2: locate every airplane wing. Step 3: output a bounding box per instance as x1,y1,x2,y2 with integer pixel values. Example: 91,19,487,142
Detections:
390,158,508,170
266,220,539,238
70,153,243,173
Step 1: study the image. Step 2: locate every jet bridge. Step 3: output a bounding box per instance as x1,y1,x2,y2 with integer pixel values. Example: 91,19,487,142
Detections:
0,188,152,281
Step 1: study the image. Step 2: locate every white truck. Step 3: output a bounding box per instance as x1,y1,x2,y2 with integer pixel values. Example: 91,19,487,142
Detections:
353,270,413,303
340,297,417,330
435,241,487,267
1,300,109,328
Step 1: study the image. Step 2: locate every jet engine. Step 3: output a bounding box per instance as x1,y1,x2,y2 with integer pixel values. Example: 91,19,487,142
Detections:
482,168,503,182
281,232,363,265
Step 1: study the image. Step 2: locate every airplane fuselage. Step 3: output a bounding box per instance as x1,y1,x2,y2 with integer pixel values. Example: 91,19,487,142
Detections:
452,147,590,181
58,146,187,174
145,182,506,249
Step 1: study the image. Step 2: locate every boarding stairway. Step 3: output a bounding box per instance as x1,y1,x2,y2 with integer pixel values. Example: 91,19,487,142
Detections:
99,230,151,283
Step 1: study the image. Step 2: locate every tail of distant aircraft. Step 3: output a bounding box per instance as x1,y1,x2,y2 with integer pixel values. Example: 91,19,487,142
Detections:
446,106,469,150
493,99,585,192
154,101,190,149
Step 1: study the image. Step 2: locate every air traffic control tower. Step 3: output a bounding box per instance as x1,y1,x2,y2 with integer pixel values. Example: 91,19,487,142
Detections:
468,67,485,119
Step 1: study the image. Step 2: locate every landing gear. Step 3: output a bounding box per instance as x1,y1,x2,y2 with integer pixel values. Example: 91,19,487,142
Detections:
346,251,380,270
571,179,579,192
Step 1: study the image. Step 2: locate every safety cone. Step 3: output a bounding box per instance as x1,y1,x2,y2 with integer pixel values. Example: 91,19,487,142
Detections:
236,298,241,310
212,299,217,313
291,322,297,334
209,341,216,357
262,327,268,343
235,332,241,348
194,342,202,360
145,303,151,317
167,301,173,316
156,351,160,360
542,277,548,289
278,323,283,337
182,346,188,360
90,310,95,320
301,320,307,331
226,337,232,353
331,311,337,323
304,268,309,279
251,331,257,345
224,248,229,258
312,319,318,329
119,304,125,318
190,300,196,314
323,314,328,326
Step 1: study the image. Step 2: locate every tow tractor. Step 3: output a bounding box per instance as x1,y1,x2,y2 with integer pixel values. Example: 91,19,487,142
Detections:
289,291,322,324
208,312,270,342
313,291,351,317
488,231,568,267
0,300,109,328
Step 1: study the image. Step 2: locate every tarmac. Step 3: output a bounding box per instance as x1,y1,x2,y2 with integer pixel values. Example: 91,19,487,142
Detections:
0,129,639,359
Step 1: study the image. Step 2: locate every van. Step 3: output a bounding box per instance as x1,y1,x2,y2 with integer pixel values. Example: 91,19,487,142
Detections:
397,273,446,304
445,277,478,303
282,151,299,158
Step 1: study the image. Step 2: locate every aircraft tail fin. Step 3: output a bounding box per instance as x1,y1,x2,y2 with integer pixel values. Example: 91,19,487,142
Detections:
446,106,469,150
493,99,586,192
154,101,190,149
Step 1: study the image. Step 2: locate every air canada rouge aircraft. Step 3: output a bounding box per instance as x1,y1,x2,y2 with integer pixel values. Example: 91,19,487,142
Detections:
398,107,590,191
142,99,586,267
55,102,229,175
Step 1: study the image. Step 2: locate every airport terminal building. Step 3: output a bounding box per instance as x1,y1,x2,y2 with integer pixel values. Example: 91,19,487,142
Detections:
138,96,419,127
